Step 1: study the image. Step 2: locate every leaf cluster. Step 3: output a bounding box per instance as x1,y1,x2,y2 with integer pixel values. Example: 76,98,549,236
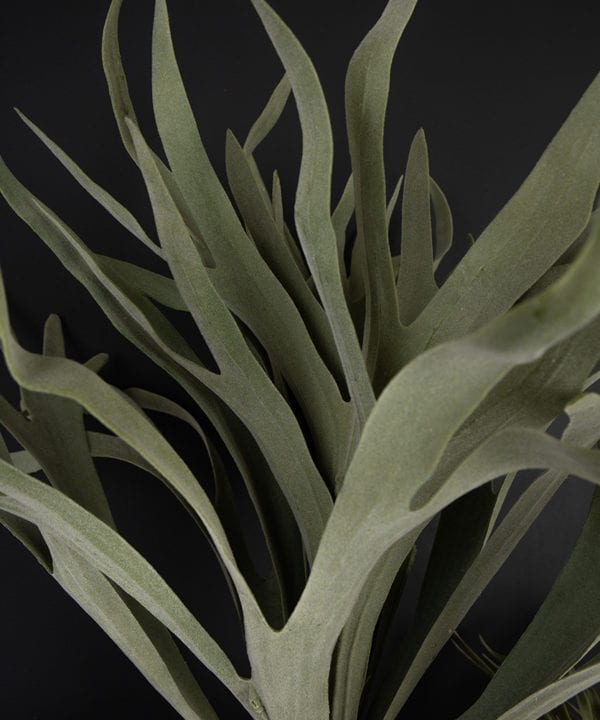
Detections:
1,1,599,719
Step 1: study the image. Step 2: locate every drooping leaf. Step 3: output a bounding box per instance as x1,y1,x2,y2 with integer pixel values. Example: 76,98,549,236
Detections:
0,266,269,632
379,393,600,719
383,315,600,713
124,387,283,626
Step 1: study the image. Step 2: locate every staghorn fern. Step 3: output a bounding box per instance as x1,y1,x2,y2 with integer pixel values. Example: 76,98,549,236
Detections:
1,1,600,719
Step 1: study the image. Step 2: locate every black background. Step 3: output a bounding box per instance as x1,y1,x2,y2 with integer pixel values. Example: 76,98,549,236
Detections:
1,1,599,718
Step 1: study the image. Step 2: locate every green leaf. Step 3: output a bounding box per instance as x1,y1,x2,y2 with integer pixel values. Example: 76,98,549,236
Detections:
493,659,600,720
6,449,209,720
402,72,600,362
330,532,421,720
244,72,309,271
124,387,283,626
15,110,162,258
331,174,355,286
271,170,285,236
151,0,354,485
375,393,600,720
0,144,305,621
225,129,343,391
0,468,252,710
0,319,235,720
243,77,303,272
102,0,214,268
344,0,418,389
0,152,307,599
397,128,436,324
102,0,139,163
0,506,52,571
95,255,187,311
21,315,115,526
127,117,332,562
383,315,600,710
0,434,51,570
244,73,291,155
0,266,267,635
249,0,375,426
483,472,516,545
359,174,403,298
0,315,115,527
386,175,404,228
457,490,600,719
44,533,218,720
430,177,453,271
285,213,600,669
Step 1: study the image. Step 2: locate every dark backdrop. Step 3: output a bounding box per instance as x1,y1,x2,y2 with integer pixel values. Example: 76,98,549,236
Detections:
1,1,599,718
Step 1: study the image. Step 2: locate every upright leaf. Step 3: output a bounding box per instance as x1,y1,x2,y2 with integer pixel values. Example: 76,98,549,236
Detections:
345,0,418,389
286,214,600,660
249,0,375,426
127,118,332,562
430,176,453,271
402,72,600,362
397,129,436,324
152,0,354,484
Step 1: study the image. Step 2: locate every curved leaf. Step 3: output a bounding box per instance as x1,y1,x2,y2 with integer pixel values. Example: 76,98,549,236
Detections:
0,266,267,636
373,393,600,719
0,468,251,709
152,0,353,485
288,213,600,654
494,659,600,720
44,532,218,720
430,176,453,271
128,117,332,562
403,72,600,361
244,73,291,155
249,0,375,426
225,129,343,391
344,0,418,388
